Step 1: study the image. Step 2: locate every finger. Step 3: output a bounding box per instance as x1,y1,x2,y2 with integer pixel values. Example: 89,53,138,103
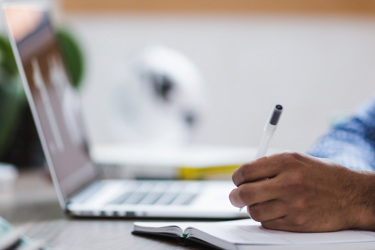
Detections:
247,199,287,223
232,156,282,187
261,217,289,231
229,178,281,208
233,152,312,186
261,216,311,232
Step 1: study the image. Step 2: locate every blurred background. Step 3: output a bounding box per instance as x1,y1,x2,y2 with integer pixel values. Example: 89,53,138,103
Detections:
1,0,375,170
2,1,375,244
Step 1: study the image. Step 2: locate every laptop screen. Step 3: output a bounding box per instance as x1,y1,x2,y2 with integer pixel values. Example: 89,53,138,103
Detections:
3,4,98,202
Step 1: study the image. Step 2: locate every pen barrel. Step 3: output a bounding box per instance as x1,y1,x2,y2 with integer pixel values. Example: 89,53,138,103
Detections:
255,130,275,159
263,123,277,132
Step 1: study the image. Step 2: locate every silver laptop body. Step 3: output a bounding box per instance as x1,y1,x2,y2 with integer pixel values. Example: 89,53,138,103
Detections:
2,2,247,218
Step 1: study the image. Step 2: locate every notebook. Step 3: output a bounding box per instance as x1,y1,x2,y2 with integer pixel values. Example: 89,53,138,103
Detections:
2,2,248,219
133,219,375,250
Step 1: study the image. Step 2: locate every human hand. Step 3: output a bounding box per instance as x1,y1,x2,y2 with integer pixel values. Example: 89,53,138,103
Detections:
229,152,375,232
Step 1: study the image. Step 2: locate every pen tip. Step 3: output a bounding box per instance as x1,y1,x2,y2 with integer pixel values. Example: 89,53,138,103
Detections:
276,104,283,110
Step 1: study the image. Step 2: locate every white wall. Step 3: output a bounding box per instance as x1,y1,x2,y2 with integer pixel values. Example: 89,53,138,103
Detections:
63,13,375,152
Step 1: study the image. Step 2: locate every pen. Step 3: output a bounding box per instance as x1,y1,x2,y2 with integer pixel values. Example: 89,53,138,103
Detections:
255,104,283,159
240,104,283,212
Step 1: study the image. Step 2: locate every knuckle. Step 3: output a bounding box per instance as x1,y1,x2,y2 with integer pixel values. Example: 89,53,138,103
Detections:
233,164,253,186
284,172,305,191
232,165,246,185
279,152,298,167
237,184,257,206
232,170,239,185
292,215,308,228
242,166,254,180
289,152,303,159
291,172,304,186
237,185,251,202
292,198,307,211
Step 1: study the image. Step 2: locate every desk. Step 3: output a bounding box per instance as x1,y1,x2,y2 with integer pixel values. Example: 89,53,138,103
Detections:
3,170,375,250
0,169,200,249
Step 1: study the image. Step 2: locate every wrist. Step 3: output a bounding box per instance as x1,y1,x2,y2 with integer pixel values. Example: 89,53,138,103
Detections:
350,171,375,230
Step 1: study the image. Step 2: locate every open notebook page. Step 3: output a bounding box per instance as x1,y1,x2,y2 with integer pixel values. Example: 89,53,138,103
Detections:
134,219,375,245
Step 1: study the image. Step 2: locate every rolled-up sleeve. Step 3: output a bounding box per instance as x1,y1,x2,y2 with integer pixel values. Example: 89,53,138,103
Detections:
308,97,375,171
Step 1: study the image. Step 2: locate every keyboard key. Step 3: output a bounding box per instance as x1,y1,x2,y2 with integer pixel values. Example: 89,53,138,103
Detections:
154,192,179,205
171,193,197,205
107,192,132,204
138,192,163,205
123,192,148,204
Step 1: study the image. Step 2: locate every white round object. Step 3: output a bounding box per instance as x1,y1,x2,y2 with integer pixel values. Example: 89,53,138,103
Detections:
109,46,206,146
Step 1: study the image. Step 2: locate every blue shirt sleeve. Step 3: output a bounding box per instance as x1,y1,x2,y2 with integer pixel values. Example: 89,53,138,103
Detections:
308,97,375,171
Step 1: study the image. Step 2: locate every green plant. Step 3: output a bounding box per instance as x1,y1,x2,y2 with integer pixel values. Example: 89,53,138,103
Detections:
56,28,85,89
0,36,26,159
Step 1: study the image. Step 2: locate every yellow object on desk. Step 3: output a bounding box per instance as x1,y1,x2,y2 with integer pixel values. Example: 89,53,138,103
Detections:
178,164,241,180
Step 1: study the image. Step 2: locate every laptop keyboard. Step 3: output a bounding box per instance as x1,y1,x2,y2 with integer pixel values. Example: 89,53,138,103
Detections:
106,181,201,206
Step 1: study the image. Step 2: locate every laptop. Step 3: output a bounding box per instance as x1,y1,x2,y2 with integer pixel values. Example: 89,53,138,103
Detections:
2,2,248,218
